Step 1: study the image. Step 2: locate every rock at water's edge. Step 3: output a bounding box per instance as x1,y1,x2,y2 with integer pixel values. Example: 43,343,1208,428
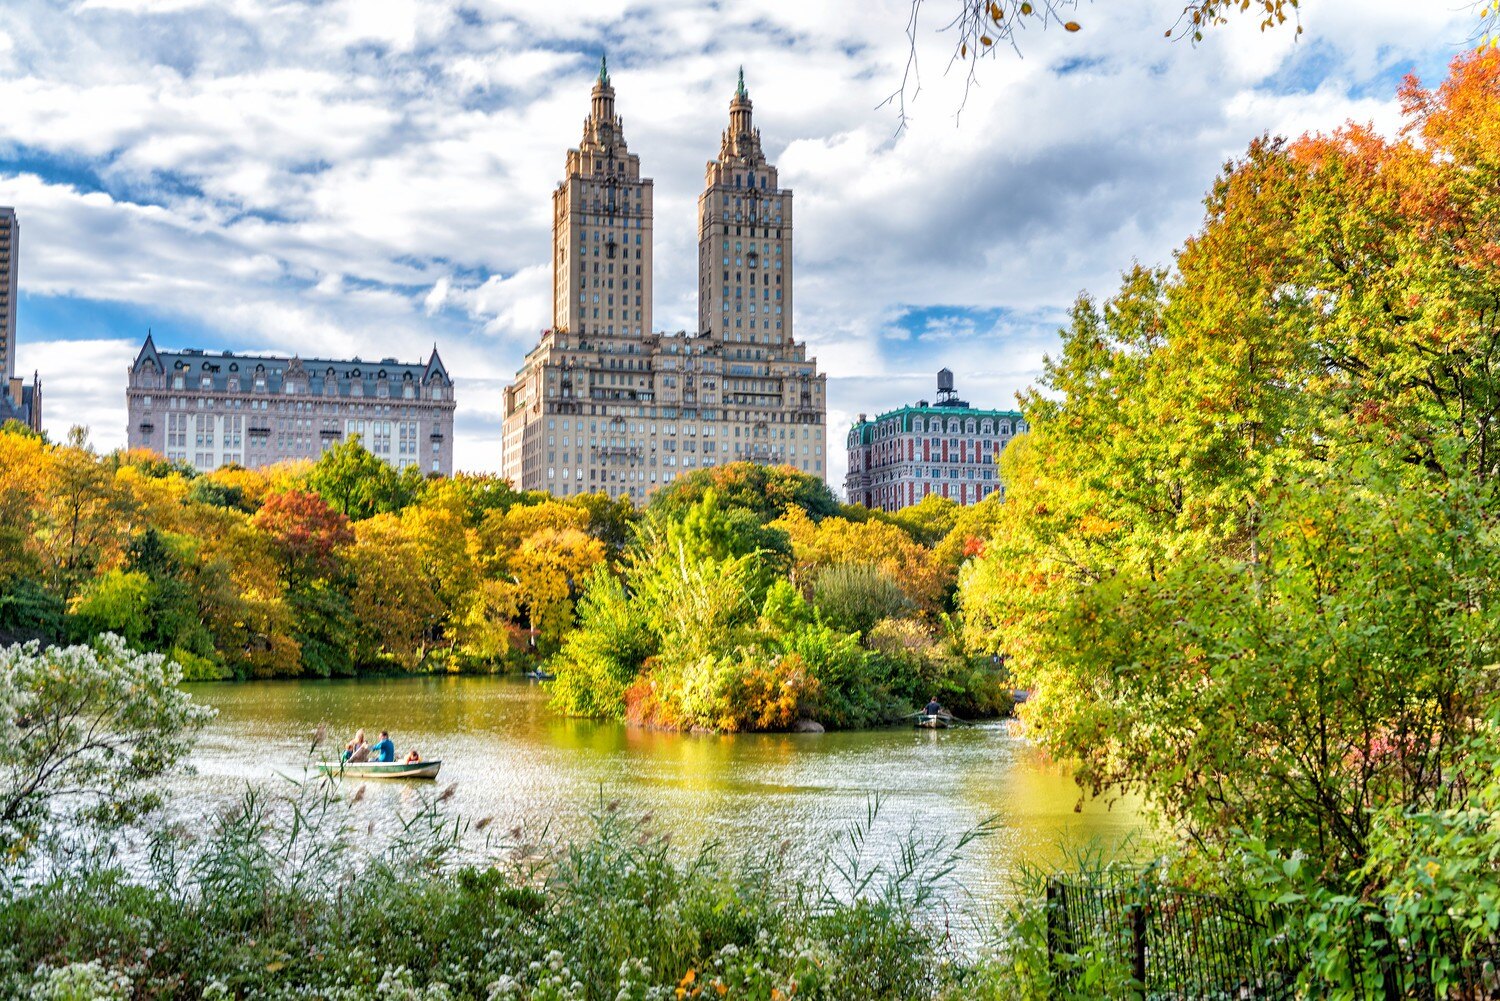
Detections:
791,719,825,733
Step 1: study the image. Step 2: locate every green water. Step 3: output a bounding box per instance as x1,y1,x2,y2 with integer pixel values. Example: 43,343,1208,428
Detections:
184,676,1145,913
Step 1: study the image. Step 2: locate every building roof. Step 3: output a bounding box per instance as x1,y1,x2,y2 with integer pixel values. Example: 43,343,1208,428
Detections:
848,402,1025,445
131,336,451,398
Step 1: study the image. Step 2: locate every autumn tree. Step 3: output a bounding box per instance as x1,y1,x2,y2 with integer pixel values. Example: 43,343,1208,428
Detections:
648,462,840,525
958,48,1500,880
250,489,354,587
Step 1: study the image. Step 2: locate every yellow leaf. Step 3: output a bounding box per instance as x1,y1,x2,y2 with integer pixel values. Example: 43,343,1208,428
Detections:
981,34,994,45
1020,1,1033,12
266,961,285,973
1064,20,1081,31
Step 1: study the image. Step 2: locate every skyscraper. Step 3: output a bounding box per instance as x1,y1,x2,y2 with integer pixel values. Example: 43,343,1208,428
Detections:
0,208,16,387
0,206,42,434
697,68,794,348
501,62,826,502
551,56,654,340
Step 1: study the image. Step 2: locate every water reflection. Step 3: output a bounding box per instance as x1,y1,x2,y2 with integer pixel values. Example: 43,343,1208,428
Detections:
179,676,1146,913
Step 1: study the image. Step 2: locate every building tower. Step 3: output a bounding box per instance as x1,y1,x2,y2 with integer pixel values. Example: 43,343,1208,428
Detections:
0,206,41,434
552,54,654,339
696,68,793,346
501,63,827,502
0,207,16,388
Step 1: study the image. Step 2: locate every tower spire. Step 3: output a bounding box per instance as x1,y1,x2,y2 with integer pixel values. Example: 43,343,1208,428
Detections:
736,65,746,99
598,53,610,87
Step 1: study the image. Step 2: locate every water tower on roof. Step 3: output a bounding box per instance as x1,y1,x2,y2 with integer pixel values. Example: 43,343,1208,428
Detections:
935,368,967,408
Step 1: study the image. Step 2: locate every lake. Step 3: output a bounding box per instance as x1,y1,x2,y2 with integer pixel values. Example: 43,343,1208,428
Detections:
182,676,1146,925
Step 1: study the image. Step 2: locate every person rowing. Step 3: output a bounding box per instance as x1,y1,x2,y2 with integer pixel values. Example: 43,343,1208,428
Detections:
925,696,944,718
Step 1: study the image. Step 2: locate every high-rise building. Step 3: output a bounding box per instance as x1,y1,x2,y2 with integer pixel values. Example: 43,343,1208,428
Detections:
550,56,653,340
845,369,1026,512
126,335,456,474
697,68,793,348
501,61,826,502
0,207,42,434
0,208,16,387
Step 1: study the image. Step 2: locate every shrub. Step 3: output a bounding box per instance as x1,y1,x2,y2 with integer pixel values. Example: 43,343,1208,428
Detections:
812,563,911,636
0,635,214,862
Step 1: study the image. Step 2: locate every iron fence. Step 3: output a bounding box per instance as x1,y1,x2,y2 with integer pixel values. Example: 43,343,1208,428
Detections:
1045,876,1299,1000
1045,876,1500,1000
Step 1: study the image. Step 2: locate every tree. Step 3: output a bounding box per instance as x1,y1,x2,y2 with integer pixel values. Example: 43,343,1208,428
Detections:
33,441,133,607
648,462,840,525
250,489,353,587
348,513,443,669
305,438,418,521
505,527,606,654
775,507,948,614
0,635,213,862
956,48,1500,878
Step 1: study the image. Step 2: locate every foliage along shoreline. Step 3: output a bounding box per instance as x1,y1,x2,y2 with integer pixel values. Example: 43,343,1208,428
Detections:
0,424,1014,732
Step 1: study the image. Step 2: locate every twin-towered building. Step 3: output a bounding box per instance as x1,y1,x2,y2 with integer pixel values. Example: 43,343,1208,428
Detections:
111,62,1031,511
845,369,1025,512
500,61,826,502
125,335,455,474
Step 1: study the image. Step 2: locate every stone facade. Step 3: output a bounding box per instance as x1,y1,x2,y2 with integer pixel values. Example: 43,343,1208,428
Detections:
845,370,1026,512
501,61,826,502
0,206,43,434
126,335,456,474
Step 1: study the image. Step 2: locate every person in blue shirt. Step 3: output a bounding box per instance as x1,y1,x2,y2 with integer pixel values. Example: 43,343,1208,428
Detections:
372,730,396,763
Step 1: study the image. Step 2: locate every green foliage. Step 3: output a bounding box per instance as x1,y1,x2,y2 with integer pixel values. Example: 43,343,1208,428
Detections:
0,577,66,646
0,635,214,862
306,437,422,520
811,562,911,636
551,566,656,719
187,476,251,512
649,461,840,525
67,570,153,646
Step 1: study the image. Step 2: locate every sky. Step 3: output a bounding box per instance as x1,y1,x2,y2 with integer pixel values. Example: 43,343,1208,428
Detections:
0,0,1482,491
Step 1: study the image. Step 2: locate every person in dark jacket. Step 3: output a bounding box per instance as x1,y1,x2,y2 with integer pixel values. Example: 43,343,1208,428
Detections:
925,697,943,717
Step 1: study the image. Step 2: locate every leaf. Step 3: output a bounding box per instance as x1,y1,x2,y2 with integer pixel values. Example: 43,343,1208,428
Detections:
981,35,994,46
1064,20,1081,31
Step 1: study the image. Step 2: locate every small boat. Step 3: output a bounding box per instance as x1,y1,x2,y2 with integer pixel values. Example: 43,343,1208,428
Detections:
525,669,555,681
915,716,949,729
318,759,442,780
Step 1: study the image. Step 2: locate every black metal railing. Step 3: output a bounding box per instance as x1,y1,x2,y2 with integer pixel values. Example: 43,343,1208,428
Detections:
1046,876,1300,1000
1047,875,1500,1000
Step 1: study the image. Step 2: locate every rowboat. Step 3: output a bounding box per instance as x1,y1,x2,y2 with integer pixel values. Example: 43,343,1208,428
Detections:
915,716,949,729
318,759,442,780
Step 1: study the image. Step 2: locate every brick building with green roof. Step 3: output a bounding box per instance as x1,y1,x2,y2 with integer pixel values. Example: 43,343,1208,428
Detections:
844,369,1025,511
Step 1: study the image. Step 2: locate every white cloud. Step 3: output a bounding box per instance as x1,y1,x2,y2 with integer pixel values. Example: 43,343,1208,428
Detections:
0,0,1480,492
